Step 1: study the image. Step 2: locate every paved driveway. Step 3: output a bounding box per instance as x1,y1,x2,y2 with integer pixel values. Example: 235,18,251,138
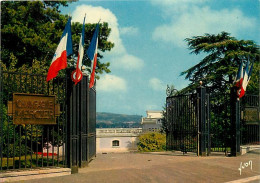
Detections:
23,150,260,183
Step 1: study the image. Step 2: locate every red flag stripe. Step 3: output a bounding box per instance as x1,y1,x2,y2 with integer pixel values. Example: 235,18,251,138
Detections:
46,51,67,81
89,53,97,88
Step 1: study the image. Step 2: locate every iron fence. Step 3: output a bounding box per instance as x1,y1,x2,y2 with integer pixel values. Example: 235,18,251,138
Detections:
0,68,97,171
0,71,67,170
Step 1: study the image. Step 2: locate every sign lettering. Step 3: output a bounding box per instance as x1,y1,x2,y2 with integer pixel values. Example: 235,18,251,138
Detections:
10,93,58,125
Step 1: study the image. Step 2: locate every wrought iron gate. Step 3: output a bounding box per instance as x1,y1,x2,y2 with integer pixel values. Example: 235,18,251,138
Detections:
208,92,232,154
0,70,67,170
166,94,198,153
166,86,254,156
166,87,211,155
0,67,96,171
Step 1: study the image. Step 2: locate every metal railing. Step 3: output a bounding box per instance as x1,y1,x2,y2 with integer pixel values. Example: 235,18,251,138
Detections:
0,70,67,170
0,68,97,171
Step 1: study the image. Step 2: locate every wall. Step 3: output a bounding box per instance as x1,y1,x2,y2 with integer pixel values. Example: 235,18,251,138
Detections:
96,128,142,153
96,136,139,153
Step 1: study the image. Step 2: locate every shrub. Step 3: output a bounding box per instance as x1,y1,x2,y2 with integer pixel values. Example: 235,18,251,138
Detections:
137,132,166,152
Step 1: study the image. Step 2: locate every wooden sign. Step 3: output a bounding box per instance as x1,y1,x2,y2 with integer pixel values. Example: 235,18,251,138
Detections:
8,93,60,125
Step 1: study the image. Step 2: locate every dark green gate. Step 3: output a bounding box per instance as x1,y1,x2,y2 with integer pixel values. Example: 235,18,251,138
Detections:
0,67,96,171
166,94,198,154
208,92,232,154
166,86,252,156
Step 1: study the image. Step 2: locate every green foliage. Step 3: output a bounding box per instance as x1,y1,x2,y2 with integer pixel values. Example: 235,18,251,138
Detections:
137,132,166,152
0,105,34,157
1,155,65,169
0,59,54,104
209,93,232,148
180,32,259,94
1,1,114,79
1,1,65,67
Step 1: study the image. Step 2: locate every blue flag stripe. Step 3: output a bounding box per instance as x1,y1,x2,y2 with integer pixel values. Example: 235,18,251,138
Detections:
61,17,73,56
87,24,99,61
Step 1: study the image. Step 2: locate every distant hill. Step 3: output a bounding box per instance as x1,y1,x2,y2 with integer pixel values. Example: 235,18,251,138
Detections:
96,112,142,128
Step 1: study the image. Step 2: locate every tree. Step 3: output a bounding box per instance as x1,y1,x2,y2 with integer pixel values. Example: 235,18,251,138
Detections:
1,1,114,77
180,32,259,94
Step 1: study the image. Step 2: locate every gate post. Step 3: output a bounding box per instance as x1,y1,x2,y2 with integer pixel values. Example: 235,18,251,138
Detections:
230,87,241,156
197,85,207,156
66,69,91,172
65,68,73,170
79,74,89,167
65,68,80,173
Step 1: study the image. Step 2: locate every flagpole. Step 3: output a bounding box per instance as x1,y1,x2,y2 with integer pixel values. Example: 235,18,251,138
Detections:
68,14,74,67
71,15,86,85
81,13,87,77
81,13,87,72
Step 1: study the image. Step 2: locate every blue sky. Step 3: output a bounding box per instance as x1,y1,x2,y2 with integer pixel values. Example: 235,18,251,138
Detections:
61,0,259,116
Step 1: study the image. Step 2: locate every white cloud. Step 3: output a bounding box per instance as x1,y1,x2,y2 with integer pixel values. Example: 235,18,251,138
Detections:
72,5,144,71
149,78,165,91
120,26,139,36
151,0,208,7
152,0,207,4
113,54,144,71
72,5,125,54
97,74,127,92
151,0,208,15
153,6,256,47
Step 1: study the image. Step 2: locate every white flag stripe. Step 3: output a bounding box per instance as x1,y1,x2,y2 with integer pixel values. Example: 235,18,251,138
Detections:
51,33,68,64
78,33,84,70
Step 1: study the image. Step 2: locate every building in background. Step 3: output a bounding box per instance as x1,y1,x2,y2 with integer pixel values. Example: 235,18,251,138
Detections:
141,110,163,132
96,128,142,153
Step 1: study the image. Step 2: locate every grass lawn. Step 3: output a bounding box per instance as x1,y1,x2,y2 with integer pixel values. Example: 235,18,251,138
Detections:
1,154,65,170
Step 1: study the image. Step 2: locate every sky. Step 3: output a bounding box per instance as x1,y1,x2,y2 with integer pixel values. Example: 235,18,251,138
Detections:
60,0,259,116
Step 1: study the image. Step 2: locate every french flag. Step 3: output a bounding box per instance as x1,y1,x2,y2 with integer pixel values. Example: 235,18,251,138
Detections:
238,61,253,98
87,23,99,88
72,16,86,85
234,62,243,88
47,18,73,82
